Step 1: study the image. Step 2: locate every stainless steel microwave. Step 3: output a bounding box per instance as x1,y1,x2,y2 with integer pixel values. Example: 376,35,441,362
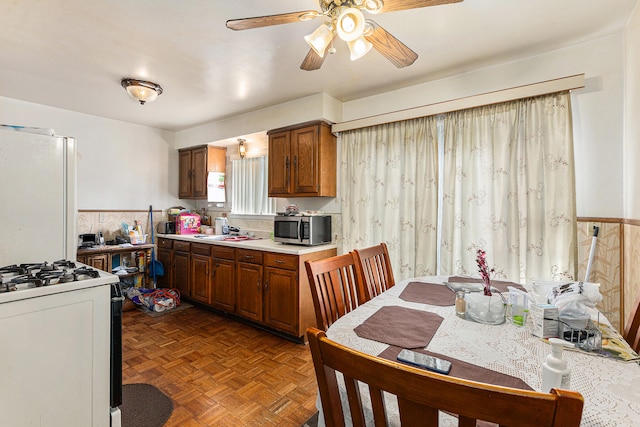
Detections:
273,215,332,246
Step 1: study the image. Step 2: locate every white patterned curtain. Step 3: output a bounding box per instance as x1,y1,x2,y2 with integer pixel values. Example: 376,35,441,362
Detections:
440,92,577,282
231,156,277,215
340,116,439,280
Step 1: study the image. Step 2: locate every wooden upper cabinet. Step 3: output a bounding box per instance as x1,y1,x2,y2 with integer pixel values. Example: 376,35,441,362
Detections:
267,121,336,197
179,145,226,199
268,131,291,195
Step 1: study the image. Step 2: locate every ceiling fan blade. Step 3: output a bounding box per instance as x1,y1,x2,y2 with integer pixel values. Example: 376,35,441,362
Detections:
300,49,327,71
365,22,418,68
381,0,463,13
226,10,318,31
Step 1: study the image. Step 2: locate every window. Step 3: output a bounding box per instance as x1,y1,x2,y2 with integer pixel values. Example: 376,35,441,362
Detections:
230,156,277,215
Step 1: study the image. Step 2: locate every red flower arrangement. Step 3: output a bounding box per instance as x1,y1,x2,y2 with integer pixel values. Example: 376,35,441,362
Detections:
476,249,494,296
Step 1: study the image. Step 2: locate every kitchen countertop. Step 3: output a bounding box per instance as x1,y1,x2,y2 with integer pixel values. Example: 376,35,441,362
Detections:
156,233,337,255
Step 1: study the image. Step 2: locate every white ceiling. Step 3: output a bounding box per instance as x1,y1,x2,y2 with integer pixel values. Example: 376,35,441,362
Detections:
0,0,636,132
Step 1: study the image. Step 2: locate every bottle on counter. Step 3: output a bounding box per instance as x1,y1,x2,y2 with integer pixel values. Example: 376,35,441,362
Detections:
541,338,574,392
455,291,466,317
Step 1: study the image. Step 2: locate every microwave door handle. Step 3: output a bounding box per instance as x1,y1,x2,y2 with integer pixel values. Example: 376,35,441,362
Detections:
299,220,304,243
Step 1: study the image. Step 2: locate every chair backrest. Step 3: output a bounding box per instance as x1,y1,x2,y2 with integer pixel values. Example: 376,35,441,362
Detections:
353,242,395,301
305,253,365,331
623,292,640,353
307,327,584,427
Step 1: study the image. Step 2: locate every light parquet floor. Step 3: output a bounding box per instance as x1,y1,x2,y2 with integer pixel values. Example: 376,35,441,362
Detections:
122,304,319,426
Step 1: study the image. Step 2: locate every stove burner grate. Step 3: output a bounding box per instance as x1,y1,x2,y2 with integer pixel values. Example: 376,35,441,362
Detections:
0,261,102,293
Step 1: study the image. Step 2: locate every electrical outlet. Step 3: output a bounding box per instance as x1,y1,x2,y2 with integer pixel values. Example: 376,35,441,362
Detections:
99,212,106,223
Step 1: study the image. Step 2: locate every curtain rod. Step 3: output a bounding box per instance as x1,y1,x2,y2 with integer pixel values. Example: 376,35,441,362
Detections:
332,74,585,133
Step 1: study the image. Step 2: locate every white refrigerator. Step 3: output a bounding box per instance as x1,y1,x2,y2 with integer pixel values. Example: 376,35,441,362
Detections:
0,126,118,427
0,126,77,265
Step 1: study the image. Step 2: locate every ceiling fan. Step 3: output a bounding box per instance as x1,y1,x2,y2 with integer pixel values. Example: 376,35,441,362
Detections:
226,0,463,71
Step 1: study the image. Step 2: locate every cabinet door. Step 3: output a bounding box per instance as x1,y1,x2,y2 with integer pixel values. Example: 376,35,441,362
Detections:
263,267,298,334
268,131,291,196
212,258,235,312
236,262,263,322
178,149,193,198
156,248,173,288
191,146,208,198
86,254,109,272
208,147,226,173
291,125,319,195
173,251,191,298
191,253,211,304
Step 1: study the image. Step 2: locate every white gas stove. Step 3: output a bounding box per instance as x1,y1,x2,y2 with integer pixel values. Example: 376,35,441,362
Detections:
0,259,120,427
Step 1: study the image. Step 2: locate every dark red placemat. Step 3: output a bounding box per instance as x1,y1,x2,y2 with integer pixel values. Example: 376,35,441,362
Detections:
378,345,533,391
399,282,455,306
354,306,443,349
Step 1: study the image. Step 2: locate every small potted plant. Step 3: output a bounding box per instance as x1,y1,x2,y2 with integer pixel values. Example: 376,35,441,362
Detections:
465,249,506,324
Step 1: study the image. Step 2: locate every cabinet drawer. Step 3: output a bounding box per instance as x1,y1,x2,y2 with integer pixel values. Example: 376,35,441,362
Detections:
265,252,298,271
213,246,235,260
174,240,191,252
158,237,174,249
191,243,211,256
237,249,263,264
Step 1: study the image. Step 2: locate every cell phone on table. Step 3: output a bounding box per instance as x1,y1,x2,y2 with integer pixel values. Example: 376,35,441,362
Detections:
397,349,452,375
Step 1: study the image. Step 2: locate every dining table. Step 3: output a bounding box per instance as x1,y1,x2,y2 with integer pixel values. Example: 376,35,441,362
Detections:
318,275,640,427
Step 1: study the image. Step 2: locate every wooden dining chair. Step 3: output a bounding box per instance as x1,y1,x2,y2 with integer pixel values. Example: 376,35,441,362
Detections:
307,327,584,427
353,242,395,301
305,253,365,331
623,292,640,353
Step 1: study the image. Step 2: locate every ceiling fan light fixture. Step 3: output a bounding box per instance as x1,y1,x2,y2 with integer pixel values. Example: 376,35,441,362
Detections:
347,35,373,61
304,24,334,57
336,7,365,42
363,0,384,13
121,78,162,105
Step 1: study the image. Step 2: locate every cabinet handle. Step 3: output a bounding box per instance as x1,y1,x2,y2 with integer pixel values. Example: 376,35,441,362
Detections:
257,279,261,290
212,264,217,278
275,259,285,264
285,157,290,187
265,280,269,292
244,255,254,260
294,155,297,170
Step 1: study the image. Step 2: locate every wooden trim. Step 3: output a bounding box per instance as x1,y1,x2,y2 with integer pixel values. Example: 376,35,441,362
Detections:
577,217,640,227
267,120,333,135
577,217,623,224
332,74,585,133
620,222,626,330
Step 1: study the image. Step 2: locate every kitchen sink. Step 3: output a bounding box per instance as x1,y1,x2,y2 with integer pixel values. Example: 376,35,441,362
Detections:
192,234,262,241
193,235,226,240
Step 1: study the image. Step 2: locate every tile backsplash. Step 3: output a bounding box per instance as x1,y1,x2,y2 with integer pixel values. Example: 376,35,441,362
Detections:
78,210,343,246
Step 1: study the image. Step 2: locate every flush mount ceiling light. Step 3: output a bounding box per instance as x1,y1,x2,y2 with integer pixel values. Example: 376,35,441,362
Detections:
226,0,463,71
238,139,247,159
121,78,163,105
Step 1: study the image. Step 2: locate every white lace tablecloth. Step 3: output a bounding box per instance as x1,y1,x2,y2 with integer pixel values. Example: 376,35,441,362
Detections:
318,276,640,427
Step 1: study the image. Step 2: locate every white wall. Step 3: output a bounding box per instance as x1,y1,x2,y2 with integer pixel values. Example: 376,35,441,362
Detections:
175,93,343,149
624,2,640,220
0,96,182,210
341,35,626,218
1,33,629,219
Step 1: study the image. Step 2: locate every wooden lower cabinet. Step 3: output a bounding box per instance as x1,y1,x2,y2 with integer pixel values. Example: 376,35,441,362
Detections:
156,238,174,289
211,246,236,312
173,241,191,298
78,253,109,271
190,243,212,304
163,237,335,340
236,249,264,322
